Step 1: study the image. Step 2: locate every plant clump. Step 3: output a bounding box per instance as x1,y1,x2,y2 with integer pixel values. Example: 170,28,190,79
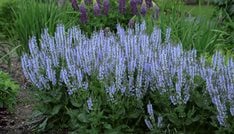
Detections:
21,22,234,133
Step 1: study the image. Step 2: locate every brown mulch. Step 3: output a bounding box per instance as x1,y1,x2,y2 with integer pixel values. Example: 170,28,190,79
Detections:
0,43,33,133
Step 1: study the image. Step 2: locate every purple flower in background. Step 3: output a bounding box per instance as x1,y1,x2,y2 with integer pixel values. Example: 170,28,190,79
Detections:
85,0,92,4
141,0,147,16
93,0,101,16
146,0,152,8
136,0,142,4
71,0,79,11
96,0,101,6
79,2,88,23
130,0,138,15
103,0,110,16
118,0,126,14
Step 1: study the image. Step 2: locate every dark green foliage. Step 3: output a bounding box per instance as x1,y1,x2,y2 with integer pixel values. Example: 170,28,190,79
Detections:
0,70,19,111
31,74,234,133
0,0,17,39
32,76,146,133
32,85,70,132
211,0,234,19
146,79,217,133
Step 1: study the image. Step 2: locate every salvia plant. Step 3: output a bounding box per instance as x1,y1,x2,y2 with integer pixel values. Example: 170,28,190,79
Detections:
21,22,234,132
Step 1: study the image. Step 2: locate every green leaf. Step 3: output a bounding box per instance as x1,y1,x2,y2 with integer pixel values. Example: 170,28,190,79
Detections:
67,109,79,118
187,108,196,119
167,113,179,125
78,113,89,123
70,98,82,108
51,104,62,116
128,112,140,118
39,118,48,131
192,115,200,122
0,102,3,108
104,123,112,129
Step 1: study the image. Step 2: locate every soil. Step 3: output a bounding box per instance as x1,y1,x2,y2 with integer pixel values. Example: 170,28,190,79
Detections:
0,43,33,133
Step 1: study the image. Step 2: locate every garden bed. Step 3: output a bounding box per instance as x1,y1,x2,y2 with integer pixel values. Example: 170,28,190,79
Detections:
0,48,33,133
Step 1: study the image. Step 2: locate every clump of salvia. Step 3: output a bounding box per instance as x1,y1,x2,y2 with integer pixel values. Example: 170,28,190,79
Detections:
21,22,234,128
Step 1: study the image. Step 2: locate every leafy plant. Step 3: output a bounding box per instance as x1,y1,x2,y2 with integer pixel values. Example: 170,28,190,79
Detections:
0,70,19,111
146,78,218,133
21,23,234,133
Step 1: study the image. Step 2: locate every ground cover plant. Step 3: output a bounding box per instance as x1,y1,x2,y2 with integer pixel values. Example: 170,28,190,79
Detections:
0,70,19,112
21,22,234,133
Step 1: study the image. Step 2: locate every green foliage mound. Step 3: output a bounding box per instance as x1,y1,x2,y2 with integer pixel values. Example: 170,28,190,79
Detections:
0,70,19,111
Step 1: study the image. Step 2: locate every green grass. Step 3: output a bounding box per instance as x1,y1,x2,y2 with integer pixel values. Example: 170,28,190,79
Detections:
0,0,8,5
149,0,230,56
11,0,78,55
181,5,216,18
157,0,216,18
